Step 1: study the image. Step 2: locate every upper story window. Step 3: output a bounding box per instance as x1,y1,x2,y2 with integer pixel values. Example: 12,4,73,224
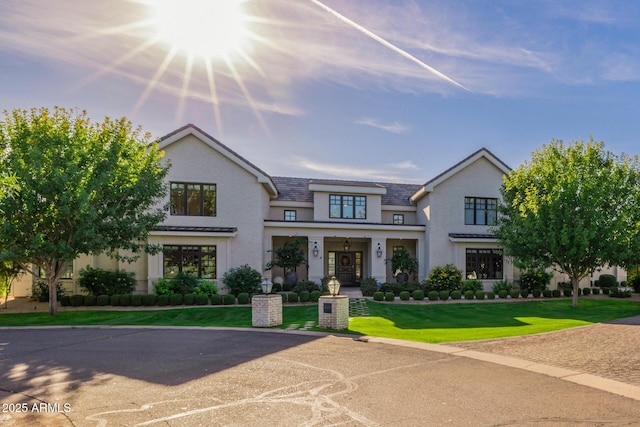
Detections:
170,182,216,216
329,195,366,219
393,214,404,224
284,210,297,221
465,197,497,225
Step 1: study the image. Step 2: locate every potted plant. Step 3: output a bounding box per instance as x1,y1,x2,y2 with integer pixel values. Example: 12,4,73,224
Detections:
266,237,307,284
387,247,418,283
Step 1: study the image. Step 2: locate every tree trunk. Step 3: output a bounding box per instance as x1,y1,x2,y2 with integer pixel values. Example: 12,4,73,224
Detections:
571,277,580,307
48,276,58,316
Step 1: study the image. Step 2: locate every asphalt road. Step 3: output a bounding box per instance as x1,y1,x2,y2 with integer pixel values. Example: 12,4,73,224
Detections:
1,328,639,426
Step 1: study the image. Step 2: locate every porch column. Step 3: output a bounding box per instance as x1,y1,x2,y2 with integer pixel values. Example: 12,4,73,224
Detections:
371,238,386,283
308,236,324,285
263,235,273,279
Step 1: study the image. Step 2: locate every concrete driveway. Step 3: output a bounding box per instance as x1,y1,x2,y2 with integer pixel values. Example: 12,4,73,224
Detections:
1,327,640,426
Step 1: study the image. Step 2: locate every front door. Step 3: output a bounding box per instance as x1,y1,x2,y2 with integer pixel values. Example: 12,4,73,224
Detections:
337,252,355,287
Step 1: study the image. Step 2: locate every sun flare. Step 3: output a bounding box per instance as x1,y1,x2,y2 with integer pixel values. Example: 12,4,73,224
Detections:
150,0,251,59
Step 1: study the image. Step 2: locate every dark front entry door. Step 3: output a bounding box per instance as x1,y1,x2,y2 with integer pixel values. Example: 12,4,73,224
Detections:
337,252,355,287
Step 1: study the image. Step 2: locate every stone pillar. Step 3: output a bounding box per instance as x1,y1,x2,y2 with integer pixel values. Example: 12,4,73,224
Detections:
318,295,349,330
252,294,282,327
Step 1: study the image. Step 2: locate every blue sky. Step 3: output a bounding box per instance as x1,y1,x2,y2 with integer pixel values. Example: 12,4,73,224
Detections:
2,0,640,183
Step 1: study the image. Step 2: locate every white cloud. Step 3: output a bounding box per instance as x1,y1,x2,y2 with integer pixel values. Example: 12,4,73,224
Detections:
355,118,408,134
291,156,423,183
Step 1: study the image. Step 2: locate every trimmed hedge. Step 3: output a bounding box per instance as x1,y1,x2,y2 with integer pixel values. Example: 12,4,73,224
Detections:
509,290,520,299
552,289,561,298
399,291,410,301
593,287,601,295
110,294,121,306
463,290,474,300
237,293,250,304
222,294,236,305
520,290,529,298
120,294,131,306
532,289,541,298
412,290,425,301
60,295,71,306
486,291,495,300
143,294,157,306
475,290,485,300
157,295,170,306
451,290,462,300
310,290,321,302
287,292,299,303
428,291,439,301
97,295,110,306
170,293,183,306
184,293,196,305
373,291,384,301
131,294,143,306
582,287,591,296
498,290,508,299
439,290,450,301
70,294,84,307
84,295,97,306
385,291,395,302
299,290,310,303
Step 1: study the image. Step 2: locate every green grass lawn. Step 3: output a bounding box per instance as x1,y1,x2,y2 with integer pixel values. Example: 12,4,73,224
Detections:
1,299,639,344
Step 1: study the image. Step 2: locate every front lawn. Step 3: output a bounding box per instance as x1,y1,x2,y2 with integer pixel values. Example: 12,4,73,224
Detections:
1,299,638,343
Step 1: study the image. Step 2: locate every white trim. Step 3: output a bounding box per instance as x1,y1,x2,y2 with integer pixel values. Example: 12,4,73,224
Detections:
149,231,238,238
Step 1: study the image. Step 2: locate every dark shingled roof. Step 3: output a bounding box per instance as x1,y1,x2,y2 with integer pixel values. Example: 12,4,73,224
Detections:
272,176,420,206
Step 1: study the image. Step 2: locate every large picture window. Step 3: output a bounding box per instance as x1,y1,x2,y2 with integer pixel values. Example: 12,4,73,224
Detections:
170,182,216,216
163,245,216,278
466,248,503,280
329,195,366,219
465,197,497,225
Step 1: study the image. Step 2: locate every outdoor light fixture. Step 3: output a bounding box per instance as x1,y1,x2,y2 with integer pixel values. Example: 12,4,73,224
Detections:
327,276,341,296
343,239,350,251
261,278,273,294
312,243,319,257
376,243,383,258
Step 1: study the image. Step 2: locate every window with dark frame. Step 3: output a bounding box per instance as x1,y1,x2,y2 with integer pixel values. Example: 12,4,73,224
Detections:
284,210,297,221
329,194,366,219
464,197,497,225
163,245,216,278
170,182,216,216
465,248,503,280
38,262,73,280
393,214,404,224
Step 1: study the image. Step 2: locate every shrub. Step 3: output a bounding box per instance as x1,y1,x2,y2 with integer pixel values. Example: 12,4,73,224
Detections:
170,293,183,306
287,292,299,303
222,294,236,305
169,272,200,295
131,294,143,306
498,290,508,299
598,274,618,289
532,289,541,298
602,287,610,294
385,292,395,302
157,294,170,306
143,294,157,306
223,264,261,296
462,280,483,293
582,287,591,296
412,290,425,301
194,280,218,297
278,292,287,303
610,287,632,298
32,281,65,302
439,290,450,301
373,291,384,301
427,264,463,292
79,266,136,296
120,294,131,306
195,294,209,305
427,291,439,301
552,289,561,298
70,294,84,307
292,281,320,294
84,295,97,306
463,290,474,300
492,280,513,294
60,295,71,306
563,289,572,297
475,290,485,300
282,282,293,292
237,293,250,304
310,290,321,302
153,277,173,296
542,289,551,298
451,290,462,300
486,291,495,300
399,291,410,301
520,290,529,298
184,293,195,305
97,295,110,306
110,294,121,306
630,276,640,293
360,277,379,297
210,294,223,305
298,290,310,303
593,287,601,295
509,290,520,299
519,269,552,293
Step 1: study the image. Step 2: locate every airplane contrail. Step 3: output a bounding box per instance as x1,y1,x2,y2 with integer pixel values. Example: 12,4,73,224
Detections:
308,0,470,92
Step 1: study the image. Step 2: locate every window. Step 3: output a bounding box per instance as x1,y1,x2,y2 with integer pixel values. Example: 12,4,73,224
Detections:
163,245,216,278
170,182,216,216
38,262,73,279
284,210,296,221
466,248,503,280
465,197,497,225
329,195,366,219
393,214,404,224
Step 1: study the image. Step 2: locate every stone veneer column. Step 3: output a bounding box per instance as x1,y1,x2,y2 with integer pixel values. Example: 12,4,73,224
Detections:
252,294,282,327
318,295,349,330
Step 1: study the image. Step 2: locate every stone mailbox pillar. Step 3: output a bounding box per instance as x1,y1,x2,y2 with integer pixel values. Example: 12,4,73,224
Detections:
318,295,349,330
252,294,282,327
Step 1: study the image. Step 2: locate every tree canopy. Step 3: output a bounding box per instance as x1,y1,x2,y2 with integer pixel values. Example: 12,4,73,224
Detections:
0,107,169,315
493,138,640,306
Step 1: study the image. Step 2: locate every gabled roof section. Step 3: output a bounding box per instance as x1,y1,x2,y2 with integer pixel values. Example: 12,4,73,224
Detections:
158,124,277,197
411,148,511,203
272,176,419,206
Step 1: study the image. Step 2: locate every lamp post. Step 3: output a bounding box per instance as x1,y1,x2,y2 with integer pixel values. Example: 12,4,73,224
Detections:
261,278,273,294
318,276,347,330
327,276,341,296
253,278,280,327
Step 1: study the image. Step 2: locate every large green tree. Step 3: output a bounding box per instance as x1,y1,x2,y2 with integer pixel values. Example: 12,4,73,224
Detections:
494,138,640,307
0,107,169,315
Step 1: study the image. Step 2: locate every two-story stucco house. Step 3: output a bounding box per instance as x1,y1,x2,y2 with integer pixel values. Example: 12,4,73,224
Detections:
9,123,625,296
